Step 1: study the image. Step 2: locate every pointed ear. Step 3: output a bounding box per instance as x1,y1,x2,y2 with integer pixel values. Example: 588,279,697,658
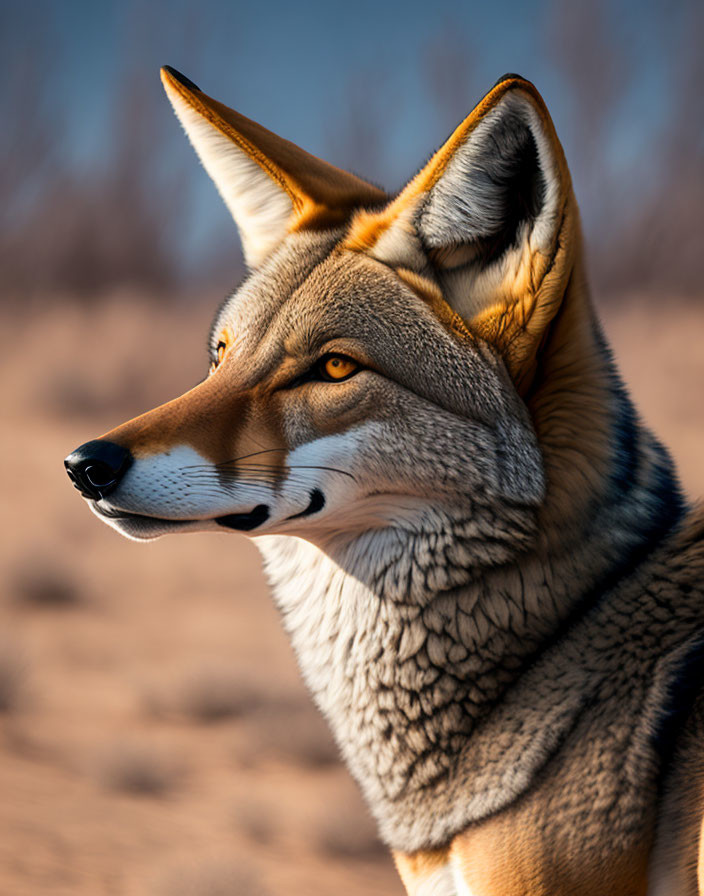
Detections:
160,66,386,268
346,75,578,388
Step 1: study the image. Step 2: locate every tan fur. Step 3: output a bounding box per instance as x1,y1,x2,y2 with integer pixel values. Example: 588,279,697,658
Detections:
393,848,450,895
101,372,288,477
649,694,704,895
448,823,650,896
521,261,615,537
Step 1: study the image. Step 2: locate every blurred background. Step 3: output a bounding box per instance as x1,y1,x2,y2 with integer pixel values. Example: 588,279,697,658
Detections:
0,0,702,893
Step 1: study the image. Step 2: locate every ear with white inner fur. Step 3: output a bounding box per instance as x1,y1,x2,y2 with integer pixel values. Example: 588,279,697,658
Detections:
160,66,386,268
346,75,578,386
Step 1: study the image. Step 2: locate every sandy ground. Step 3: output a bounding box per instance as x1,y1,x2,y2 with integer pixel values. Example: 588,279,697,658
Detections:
0,292,702,895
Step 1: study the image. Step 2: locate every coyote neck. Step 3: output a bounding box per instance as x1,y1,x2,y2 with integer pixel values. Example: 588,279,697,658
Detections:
257,456,686,853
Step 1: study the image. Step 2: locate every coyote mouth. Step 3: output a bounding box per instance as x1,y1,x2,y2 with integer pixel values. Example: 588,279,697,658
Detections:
215,504,270,531
92,502,271,538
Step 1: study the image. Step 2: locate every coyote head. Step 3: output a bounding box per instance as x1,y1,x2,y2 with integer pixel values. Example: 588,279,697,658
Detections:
66,69,590,572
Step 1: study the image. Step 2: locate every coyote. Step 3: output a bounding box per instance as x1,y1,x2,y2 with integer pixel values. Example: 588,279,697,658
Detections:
65,68,704,895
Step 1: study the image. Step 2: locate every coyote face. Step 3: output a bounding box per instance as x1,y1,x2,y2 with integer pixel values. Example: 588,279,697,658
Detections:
65,69,555,566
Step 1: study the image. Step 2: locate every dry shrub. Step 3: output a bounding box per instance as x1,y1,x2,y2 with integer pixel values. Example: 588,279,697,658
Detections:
140,682,171,721
10,555,80,608
233,800,275,845
241,703,341,769
154,859,270,896
0,640,25,712
98,739,182,797
313,803,386,861
175,665,268,724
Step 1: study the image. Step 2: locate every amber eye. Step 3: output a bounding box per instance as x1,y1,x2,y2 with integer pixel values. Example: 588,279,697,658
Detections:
320,355,359,381
210,340,227,374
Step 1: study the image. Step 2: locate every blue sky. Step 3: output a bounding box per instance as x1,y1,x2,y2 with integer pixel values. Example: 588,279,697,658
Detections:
34,0,683,171
4,0,700,278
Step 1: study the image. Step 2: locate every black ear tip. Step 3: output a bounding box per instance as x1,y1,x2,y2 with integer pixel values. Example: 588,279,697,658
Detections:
492,73,528,90
162,65,201,92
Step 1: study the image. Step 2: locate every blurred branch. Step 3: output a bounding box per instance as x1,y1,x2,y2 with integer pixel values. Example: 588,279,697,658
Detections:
545,0,703,299
0,3,241,303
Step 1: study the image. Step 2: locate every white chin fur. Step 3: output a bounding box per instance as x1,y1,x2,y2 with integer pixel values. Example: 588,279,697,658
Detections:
89,502,216,542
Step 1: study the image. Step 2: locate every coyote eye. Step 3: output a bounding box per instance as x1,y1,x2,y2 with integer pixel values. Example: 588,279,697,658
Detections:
319,355,359,382
210,340,227,374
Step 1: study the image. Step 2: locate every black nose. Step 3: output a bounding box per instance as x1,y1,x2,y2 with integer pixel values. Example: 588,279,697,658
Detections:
64,440,133,500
